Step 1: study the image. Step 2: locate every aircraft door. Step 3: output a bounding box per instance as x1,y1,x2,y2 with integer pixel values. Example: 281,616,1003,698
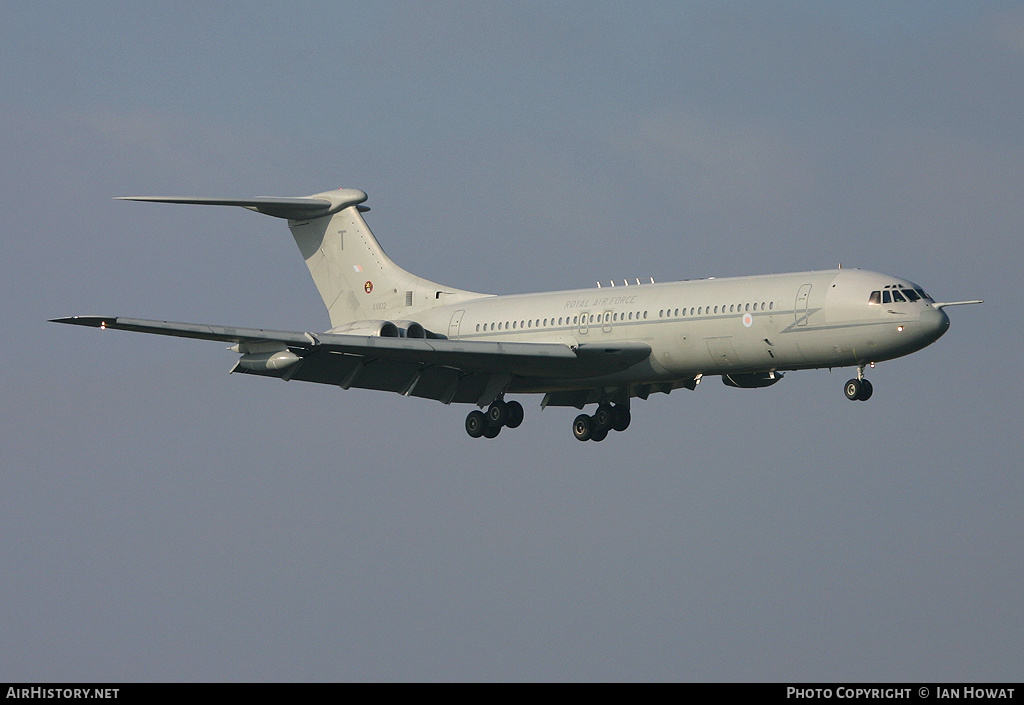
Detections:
602,311,613,333
448,310,465,339
795,284,812,326
578,311,589,335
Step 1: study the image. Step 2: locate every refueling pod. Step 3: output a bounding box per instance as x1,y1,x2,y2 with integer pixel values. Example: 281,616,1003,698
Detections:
237,349,300,372
229,340,301,372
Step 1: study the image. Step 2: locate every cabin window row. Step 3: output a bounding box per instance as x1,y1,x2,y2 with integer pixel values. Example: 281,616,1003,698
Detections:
472,300,777,333
658,301,773,318
474,312,649,332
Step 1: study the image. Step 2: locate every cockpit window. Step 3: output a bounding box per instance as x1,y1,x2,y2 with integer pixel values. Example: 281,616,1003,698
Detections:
873,286,930,305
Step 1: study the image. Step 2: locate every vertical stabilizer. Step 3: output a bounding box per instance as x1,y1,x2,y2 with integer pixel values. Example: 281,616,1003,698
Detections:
287,189,486,328
118,188,488,329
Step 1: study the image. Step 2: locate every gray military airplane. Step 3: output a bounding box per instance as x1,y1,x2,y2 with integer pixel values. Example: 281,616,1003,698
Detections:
53,187,982,441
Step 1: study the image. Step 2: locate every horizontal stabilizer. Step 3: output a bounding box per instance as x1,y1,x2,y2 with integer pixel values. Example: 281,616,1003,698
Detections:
115,196,336,220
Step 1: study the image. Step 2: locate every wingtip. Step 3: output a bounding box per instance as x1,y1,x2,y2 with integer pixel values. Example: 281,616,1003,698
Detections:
49,316,115,328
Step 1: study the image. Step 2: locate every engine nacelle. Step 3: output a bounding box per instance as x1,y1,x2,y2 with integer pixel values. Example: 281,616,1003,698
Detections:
390,320,427,338
237,350,300,371
722,371,784,388
328,320,400,337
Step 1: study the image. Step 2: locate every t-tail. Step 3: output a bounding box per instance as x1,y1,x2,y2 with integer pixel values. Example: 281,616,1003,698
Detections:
117,188,487,329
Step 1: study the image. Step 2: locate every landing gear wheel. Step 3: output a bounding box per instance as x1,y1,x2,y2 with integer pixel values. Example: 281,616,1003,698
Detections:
611,406,631,432
482,423,501,439
465,410,487,438
594,404,614,431
857,379,873,401
572,414,594,442
504,400,524,428
590,427,608,442
487,400,508,426
844,379,863,401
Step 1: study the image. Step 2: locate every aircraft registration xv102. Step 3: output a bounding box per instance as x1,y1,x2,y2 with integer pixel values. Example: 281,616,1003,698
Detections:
53,188,982,441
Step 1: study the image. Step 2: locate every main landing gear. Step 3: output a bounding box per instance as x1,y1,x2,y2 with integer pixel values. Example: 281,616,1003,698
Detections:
465,398,524,439
844,365,874,401
572,403,631,442
464,399,632,441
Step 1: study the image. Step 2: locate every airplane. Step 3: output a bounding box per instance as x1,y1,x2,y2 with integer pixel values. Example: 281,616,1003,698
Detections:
52,187,983,441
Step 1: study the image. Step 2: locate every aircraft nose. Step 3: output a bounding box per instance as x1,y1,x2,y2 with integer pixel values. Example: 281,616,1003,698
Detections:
920,305,950,344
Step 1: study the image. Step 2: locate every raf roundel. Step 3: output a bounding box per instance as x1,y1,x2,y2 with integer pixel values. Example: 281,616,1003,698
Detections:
364,281,373,294
742,312,753,327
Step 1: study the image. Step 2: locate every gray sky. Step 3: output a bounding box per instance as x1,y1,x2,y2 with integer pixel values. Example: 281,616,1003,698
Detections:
2,1,1022,681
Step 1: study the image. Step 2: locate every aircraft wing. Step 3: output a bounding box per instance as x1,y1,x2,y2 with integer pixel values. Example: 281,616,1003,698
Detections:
49,315,316,345
50,316,651,405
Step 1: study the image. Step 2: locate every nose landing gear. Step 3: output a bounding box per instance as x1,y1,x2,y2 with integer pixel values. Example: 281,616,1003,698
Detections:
844,366,874,401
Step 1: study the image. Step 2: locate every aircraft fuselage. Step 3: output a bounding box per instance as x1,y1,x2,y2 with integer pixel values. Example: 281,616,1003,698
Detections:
411,267,949,395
